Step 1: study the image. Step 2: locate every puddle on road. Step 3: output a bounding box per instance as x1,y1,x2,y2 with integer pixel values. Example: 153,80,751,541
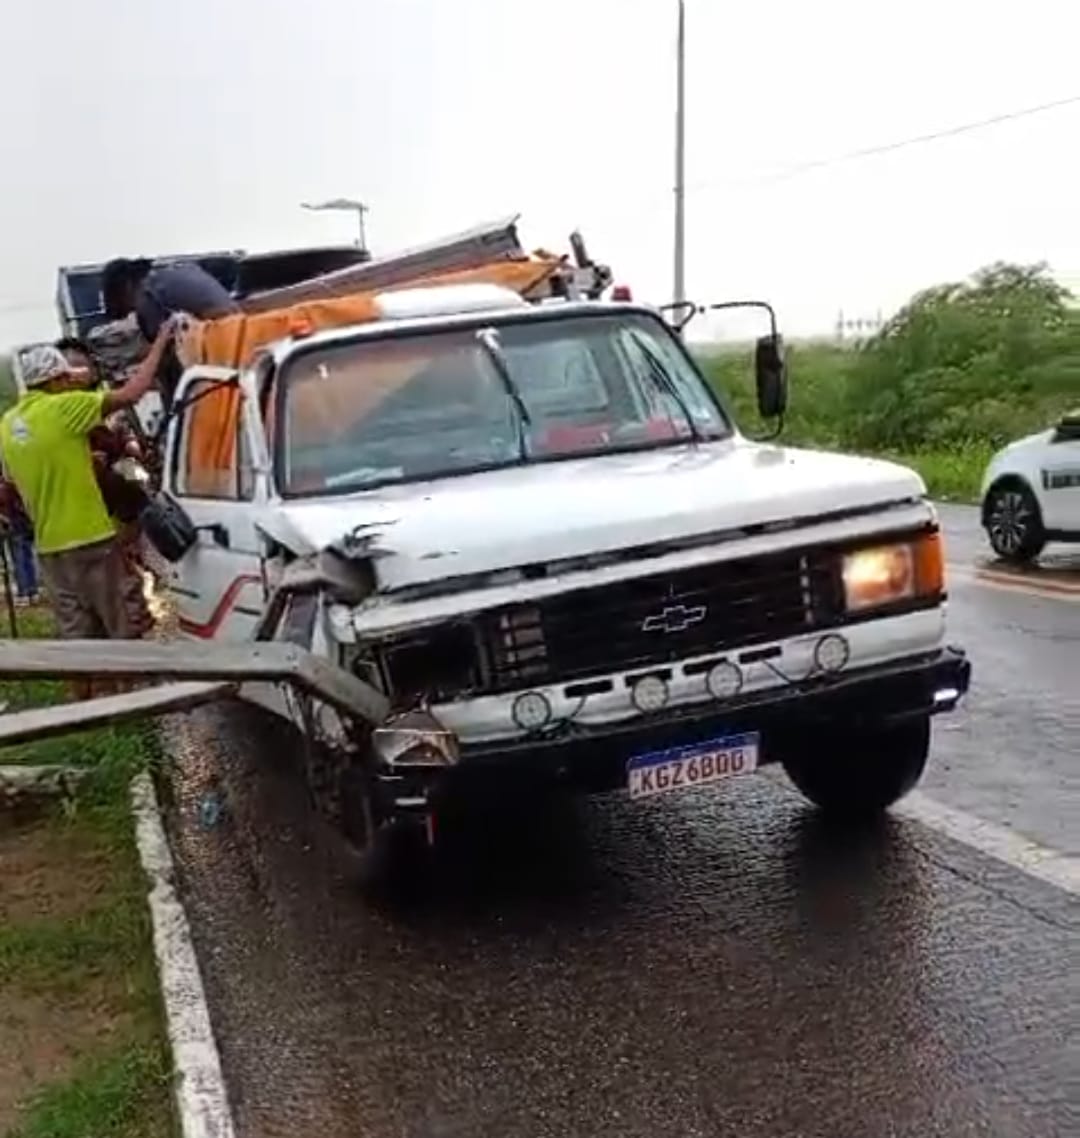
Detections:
974,555,1080,595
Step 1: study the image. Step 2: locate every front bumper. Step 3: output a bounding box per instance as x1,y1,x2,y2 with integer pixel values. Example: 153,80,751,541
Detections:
430,646,970,794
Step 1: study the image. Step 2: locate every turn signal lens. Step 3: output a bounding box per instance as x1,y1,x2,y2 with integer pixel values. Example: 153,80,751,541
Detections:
913,530,945,597
842,532,944,612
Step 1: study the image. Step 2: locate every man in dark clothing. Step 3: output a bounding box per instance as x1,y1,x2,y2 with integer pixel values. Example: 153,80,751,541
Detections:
101,257,239,411
101,257,238,338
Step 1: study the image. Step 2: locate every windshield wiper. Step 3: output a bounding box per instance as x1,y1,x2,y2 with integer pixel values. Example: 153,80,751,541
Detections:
628,330,701,443
476,328,532,461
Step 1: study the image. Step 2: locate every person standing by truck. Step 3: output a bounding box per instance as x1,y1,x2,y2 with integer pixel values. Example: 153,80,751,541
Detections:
0,323,174,693
56,337,155,637
0,477,40,606
101,257,239,413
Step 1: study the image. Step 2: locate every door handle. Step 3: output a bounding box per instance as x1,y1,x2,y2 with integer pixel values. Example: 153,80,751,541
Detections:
196,523,230,549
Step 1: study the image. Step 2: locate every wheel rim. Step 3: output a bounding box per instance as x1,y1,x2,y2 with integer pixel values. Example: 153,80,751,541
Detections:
987,490,1033,555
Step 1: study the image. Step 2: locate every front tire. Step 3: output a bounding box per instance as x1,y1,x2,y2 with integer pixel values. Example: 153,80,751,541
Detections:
983,481,1046,564
782,717,930,818
339,764,429,893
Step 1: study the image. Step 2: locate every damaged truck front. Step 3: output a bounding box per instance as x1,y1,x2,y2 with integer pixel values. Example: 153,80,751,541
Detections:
149,277,970,868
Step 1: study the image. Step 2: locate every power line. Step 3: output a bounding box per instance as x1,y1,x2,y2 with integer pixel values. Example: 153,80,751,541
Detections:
687,93,1080,195
605,92,1080,232
3,96,1079,317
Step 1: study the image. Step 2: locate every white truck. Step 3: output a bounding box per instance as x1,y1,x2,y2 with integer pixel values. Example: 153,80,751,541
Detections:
0,225,971,878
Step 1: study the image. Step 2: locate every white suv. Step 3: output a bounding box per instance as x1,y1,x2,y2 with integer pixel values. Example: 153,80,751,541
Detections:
980,410,1080,563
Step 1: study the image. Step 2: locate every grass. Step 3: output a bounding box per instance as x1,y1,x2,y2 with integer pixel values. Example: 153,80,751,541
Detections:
877,443,997,503
0,606,173,1138
0,889,155,996
698,342,1066,505
695,265,1078,505
7,1046,171,1138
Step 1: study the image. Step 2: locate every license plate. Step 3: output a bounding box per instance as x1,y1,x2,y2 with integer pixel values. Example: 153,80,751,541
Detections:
627,732,760,801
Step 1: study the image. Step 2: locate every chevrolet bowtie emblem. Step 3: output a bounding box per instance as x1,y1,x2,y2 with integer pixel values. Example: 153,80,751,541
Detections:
641,603,707,634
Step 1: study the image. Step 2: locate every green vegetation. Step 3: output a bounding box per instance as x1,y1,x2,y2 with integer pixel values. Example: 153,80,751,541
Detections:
1,609,172,1138
0,355,13,414
7,1047,170,1138
699,262,1079,502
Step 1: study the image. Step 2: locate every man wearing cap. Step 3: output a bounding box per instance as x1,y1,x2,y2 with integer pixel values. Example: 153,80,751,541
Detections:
0,324,174,684
56,337,156,638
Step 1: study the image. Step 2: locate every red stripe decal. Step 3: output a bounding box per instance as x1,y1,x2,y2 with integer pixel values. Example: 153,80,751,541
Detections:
178,573,263,639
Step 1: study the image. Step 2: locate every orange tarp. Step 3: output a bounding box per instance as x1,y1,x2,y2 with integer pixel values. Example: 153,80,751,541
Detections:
179,256,561,489
184,256,560,370
183,293,383,372
184,383,241,498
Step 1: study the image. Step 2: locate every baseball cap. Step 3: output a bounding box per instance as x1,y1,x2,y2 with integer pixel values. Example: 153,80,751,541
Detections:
21,345,89,388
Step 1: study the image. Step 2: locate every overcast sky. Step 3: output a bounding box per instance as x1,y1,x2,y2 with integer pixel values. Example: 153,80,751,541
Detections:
0,0,1076,347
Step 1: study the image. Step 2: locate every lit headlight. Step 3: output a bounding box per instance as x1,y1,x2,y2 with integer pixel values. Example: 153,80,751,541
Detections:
841,532,943,612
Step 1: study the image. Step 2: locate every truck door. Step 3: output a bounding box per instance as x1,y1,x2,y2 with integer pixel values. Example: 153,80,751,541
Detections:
162,367,270,641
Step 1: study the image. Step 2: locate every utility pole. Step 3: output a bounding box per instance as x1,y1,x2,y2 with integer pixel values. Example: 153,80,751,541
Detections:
673,0,687,305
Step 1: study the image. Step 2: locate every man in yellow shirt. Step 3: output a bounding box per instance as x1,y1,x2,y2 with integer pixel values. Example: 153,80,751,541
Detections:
0,323,173,660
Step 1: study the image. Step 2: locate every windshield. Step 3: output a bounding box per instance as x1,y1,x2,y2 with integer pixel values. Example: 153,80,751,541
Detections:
277,312,730,495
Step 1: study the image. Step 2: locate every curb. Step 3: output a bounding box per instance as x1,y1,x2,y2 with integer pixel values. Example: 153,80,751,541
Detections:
131,772,236,1138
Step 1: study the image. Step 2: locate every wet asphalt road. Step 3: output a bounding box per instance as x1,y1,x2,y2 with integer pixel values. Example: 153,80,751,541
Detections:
925,505,1079,853
162,505,1078,1138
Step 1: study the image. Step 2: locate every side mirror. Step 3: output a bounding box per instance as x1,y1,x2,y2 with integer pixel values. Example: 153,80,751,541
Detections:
139,491,198,562
754,334,788,419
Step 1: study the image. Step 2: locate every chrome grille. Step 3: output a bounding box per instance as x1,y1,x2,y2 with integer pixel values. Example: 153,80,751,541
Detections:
479,547,839,693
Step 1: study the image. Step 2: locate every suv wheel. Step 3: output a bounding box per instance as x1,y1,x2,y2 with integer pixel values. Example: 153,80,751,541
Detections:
782,717,930,818
984,481,1046,564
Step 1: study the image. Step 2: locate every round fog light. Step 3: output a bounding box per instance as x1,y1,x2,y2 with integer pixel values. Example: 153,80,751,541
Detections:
706,660,743,700
631,674,669,713
815,633,850,674
512,691,552,731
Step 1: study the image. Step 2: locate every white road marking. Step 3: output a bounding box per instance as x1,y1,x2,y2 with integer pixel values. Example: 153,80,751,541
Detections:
947,562,1080,602
895,791,1080,895
131,773,236,1138
761,768,1077,893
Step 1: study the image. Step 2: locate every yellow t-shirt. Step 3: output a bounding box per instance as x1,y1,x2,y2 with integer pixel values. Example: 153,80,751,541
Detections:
0,390,116,555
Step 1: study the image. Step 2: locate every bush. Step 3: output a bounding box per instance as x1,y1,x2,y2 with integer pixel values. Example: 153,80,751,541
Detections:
698,261,1078,501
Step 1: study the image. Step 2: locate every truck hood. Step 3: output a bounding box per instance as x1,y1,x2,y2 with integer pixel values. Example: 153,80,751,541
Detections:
259,439,925,591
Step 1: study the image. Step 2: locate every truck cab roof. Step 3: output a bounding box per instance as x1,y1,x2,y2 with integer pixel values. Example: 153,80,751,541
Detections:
261,288,651,368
